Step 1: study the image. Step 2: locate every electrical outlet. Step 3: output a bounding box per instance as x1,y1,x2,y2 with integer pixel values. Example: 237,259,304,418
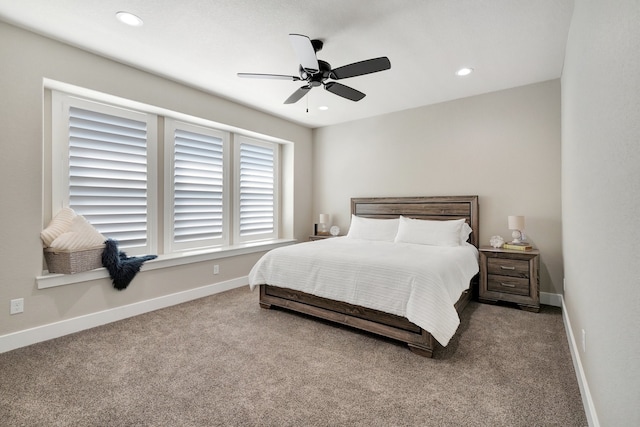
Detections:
213,264,219,275
10,298,24,315
581,329,586,353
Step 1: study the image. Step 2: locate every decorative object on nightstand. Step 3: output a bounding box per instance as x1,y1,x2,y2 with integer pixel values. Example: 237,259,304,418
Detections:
318,213,331,235
330,225,340,236
489,235,505,248
505,215,532,250
478,246,540,312
502,242,533,251
508,215,526,243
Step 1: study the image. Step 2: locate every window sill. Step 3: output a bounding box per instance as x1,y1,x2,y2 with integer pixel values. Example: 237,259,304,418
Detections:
36,239,296,289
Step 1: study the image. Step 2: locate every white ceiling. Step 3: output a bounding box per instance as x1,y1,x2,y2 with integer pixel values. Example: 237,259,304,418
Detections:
0,0,574,128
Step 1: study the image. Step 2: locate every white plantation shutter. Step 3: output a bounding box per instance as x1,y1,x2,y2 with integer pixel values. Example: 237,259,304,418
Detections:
68,107,148,248
237,138,278,241
51,93,157,256
166,121,229,251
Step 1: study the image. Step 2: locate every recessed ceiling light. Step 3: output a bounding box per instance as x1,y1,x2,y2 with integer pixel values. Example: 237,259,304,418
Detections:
318,106,329,111
455,67,474,77
116,11,144,27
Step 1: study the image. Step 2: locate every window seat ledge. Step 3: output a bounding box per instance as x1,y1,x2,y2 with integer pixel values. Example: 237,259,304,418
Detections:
36,238,296,289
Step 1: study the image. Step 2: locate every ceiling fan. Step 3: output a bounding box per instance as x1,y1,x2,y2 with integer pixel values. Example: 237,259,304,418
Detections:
238,34,391,104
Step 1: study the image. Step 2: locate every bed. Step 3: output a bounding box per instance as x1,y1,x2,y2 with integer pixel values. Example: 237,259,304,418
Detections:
249,196,479,357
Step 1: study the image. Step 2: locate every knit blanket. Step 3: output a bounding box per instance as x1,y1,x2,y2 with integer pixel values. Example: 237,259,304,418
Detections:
102,239,157,290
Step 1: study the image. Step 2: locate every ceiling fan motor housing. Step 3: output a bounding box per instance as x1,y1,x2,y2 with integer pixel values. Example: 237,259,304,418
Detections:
300,60,332,86
311,39,323,52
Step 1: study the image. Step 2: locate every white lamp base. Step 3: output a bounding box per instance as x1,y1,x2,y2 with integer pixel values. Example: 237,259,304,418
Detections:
511,230,522,244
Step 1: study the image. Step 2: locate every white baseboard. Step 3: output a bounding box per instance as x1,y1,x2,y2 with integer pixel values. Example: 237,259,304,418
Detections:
562,296,599,427
541,291,562,307
0,277,248,354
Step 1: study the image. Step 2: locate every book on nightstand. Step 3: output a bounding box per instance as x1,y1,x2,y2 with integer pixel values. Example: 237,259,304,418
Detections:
503,243,533,251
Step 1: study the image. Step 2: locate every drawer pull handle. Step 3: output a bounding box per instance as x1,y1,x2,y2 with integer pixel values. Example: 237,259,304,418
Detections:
500,282,516,288
500,266,516,270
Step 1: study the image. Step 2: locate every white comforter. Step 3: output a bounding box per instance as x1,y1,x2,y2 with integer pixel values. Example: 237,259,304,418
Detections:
248,237,479,346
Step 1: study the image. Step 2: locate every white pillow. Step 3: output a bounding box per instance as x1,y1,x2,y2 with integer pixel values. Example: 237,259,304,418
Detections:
394,216,465,247
346,215,399,242
50,215,106,250
459,221,473,245
41,207,76,247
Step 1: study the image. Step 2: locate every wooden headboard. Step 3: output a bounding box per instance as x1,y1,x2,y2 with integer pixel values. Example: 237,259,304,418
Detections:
350,196,479,248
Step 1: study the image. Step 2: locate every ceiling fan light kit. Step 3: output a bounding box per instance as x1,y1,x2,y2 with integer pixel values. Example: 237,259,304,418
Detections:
238,34,391,104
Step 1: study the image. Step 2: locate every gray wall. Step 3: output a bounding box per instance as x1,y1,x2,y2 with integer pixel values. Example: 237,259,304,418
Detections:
562,0,640,425
313,80,563,297
0,22,313,337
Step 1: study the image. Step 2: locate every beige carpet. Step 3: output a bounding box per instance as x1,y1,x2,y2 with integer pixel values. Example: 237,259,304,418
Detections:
0,287,587,426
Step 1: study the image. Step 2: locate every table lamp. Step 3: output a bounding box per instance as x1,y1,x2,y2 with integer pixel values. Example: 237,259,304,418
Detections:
318,213,330,235
508,215,525,244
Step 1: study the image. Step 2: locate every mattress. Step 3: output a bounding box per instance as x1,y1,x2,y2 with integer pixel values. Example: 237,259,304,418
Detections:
248,237,479,346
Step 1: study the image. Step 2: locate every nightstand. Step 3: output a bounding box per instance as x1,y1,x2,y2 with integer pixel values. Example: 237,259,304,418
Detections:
308,235,334,241
478,246,540,312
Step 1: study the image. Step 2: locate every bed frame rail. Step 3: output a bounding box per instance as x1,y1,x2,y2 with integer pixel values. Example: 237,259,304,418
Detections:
260,284,472,357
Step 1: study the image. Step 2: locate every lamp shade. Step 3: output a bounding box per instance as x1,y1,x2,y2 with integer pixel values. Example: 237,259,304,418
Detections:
319,214,330,224
508,215,525,230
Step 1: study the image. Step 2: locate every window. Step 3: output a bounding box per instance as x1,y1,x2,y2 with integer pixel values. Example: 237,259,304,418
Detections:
164,120,230,252
50,90,280,257
235,136,279,243
52,93,157,256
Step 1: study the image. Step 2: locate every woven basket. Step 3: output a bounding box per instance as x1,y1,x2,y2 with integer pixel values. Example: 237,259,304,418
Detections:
44,245,104,274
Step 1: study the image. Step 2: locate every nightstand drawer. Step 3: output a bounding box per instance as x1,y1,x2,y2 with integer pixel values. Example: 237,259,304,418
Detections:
487,274,530,296
486,258,530,279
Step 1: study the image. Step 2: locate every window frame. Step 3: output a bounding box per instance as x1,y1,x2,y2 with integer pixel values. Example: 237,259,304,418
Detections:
163,118,231,253
51,91,158,256
48,87,283,261
234,135,280,243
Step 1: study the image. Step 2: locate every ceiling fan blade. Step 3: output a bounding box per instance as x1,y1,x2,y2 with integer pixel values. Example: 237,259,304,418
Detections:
289,34,319,74
237,73,301,81
284,85,312,104
324,82,366,102
330,57,391,80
